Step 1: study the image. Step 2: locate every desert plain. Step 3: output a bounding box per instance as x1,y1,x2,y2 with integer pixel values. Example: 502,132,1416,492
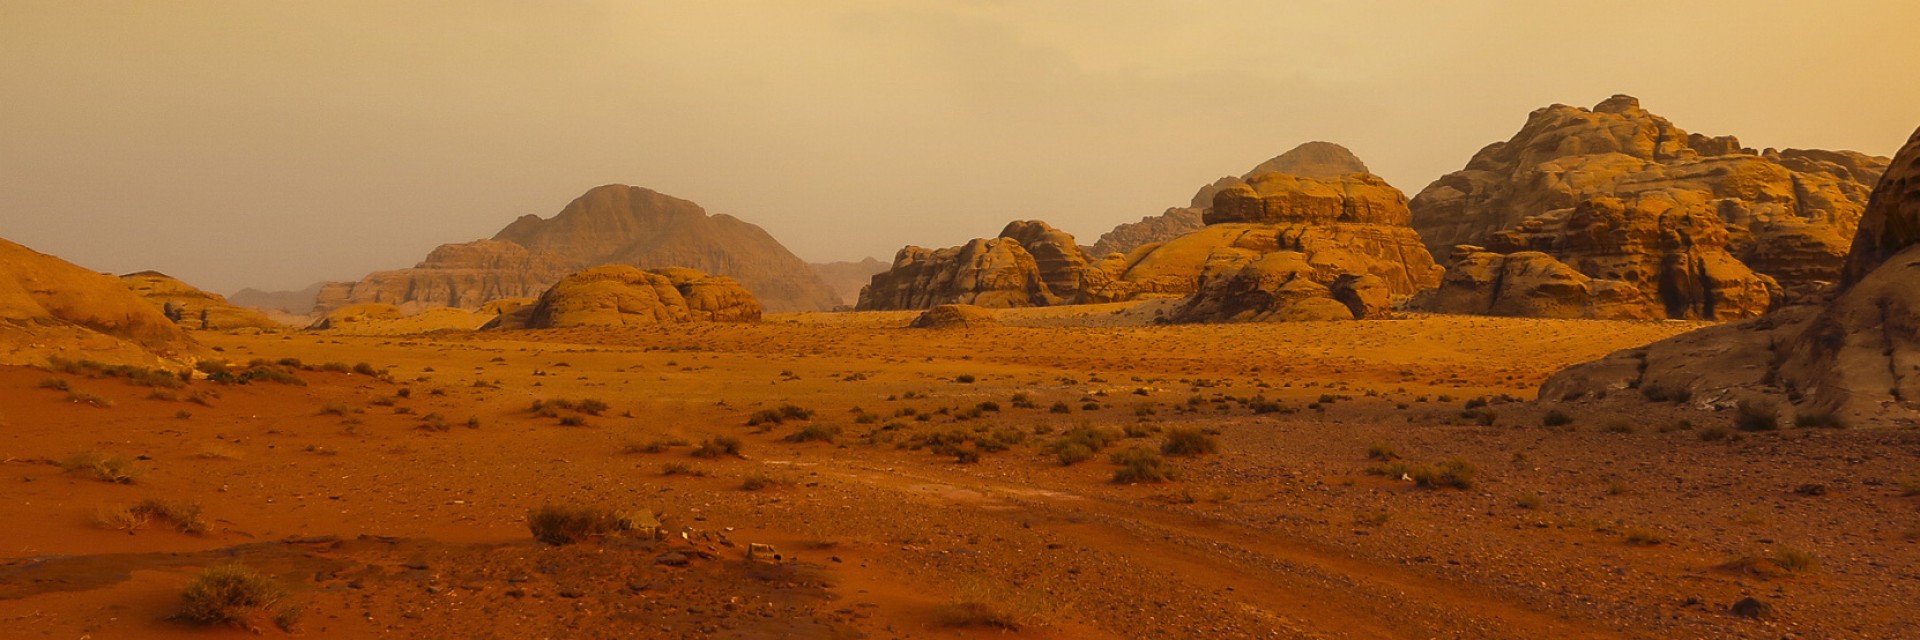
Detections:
4,308,1915,639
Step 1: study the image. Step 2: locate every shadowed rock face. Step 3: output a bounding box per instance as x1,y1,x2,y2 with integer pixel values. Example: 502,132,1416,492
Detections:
0,238,199,365
1411,95,1888,318
120,271,283,331
320,185,839,314
488,265,761,330
1541,126,1920,428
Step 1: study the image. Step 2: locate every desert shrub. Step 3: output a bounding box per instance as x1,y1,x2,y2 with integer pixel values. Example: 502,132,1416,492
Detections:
661,462,706,476
1541,409,1574,427
1010,393,1037,409
575,398,610,416
351,362,380,376
1411,458,1477,489
954,374,976,384
1110,447,1178,484
748,404,815,426
177,564,295,631
38,377,70,391
1623,528,1666,546
1734,400,1779,431
741,472,792,491
557,415,587,427
1049,401,1071,414
317,401,350,416
1698,425,1732,441
1054,443,1094,466
1639,381,1692,403
1366,444,1399,461
128,499,206,534
1514,494,1543,510
1794,411,1847,429
61,449,142,484
785,424,841,443
691,436,744,458
1772,549,1819,573
1050,426,1120,462
1160,428,1219,456
1603,420,1635,434
527,504,624,545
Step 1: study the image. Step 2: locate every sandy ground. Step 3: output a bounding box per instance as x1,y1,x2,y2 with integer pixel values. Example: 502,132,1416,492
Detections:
2,311,1916,639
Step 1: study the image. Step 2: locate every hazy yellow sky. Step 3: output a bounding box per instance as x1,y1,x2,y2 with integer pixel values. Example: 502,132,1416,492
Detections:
4,1,1918,293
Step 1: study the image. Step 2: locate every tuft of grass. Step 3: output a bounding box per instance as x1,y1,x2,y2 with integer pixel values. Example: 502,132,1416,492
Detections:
1365,444,1399,461
177,564,297,632
1623,528,1666,546
747,404,815,426
527,504,625,545
1410,458,1477,490
740,472,794,491
1771,549,1819,573
1514,494,1543,510
661,462,705,476
1054,443,1094,466
690,436,744,459
784,424,841,444
1110,446,1179,484
65,390,115,408
37,377,70,391
1159,428,1219,456
61,449,142,484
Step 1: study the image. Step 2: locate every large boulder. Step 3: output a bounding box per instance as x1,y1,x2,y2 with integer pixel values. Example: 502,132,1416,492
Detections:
0,238,199,366
321,185,839,314
1541,126,1920,428
857,221,1092,311
1167,252,1382,323
492,265,761,330
1411,95,1887,318
120,271,283,331
909,304,1000,329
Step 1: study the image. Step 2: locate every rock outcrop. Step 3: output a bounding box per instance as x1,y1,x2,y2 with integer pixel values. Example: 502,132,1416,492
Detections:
1541,126,1920,428
863,148,1442,323
490,266,762,330
120,271,282,331
909,304,1000,329
857,221,1093,311
1410,96,1888,319
0,238,199,366
322,185,839,314
1090,143,1371,257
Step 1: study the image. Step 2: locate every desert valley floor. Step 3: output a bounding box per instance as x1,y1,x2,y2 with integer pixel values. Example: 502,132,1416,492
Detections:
3,309,1917,639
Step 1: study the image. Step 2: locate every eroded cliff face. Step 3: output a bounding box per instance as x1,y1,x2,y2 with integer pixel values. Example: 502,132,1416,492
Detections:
0,237,201,367
321,185,840,314
1090,142,1373,257
1541,127,1920,428
1409,95,1888,319
857,221,1086,311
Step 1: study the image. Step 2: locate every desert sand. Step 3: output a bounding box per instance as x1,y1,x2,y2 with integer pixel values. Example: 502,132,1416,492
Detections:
4,308,1913,639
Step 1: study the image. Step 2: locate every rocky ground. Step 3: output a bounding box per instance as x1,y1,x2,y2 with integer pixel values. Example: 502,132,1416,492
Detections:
1,311,1915,639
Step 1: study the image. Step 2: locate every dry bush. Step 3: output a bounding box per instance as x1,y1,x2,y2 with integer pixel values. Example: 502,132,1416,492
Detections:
1110,447,1179,484
177,564,299,632
61,449,142,484
691,436,744,459
527,504,625,545
1160,428,1219,456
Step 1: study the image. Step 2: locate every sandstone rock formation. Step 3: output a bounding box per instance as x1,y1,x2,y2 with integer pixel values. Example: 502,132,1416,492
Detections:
909,304,1000,329
1411,95,1888,319
490,266,761,330
120,271,282,331
0,238,199,366
858,221,1093,311
307,303,405,331
1090,143,1372,257
1541,126,1920,428
321,185,838,314
808,258,889,308
864,148,1442,323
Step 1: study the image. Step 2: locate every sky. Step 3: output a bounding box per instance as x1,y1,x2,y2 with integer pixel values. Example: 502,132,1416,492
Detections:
3,1,1918,294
